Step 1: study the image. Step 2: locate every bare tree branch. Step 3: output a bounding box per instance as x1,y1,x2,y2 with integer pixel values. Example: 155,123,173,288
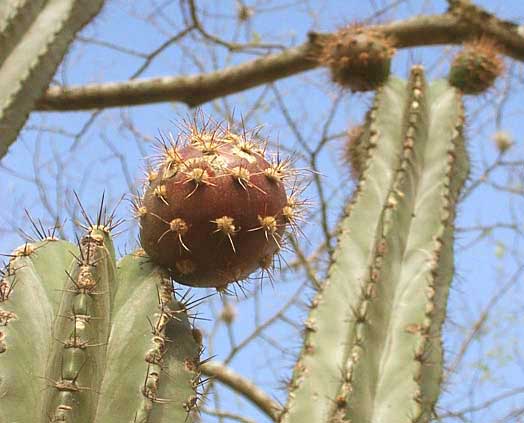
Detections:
35,12,524,112
201,361,283,421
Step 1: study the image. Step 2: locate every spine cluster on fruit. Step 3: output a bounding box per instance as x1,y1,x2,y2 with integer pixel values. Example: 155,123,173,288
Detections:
280,66,470,423
319,25,396,92
136,116,304,290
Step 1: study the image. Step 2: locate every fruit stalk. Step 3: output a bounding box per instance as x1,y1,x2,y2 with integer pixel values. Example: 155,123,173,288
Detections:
281,66,469,423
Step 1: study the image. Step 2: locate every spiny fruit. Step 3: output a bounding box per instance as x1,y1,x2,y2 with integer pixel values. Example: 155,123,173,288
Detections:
320,25,395,92
136,116,302,290
448,38,504,95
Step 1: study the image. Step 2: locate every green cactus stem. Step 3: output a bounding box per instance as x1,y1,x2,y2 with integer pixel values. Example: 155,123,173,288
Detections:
0,0,105,159
0,223,201,422
280,66,469,423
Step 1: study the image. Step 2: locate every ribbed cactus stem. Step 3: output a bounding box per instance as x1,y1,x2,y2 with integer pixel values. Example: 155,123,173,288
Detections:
0,239,78,422
281,66,469,423
0,0,104,159
0,224,201,422
93,253,201,421
44,227,115,421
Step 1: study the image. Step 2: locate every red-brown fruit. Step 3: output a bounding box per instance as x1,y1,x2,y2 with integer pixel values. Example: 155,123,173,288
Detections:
139,124,295,289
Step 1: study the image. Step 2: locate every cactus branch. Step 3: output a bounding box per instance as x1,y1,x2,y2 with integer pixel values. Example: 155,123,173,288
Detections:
280,67,469,423
0,224,201,422
0,0,104,158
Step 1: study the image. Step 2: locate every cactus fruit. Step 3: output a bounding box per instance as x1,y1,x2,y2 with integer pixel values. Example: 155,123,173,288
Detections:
0,0,104,159
137,118,301,290
320,25,395,92
448,38,504,95
0,216,202,422
280,66,469,423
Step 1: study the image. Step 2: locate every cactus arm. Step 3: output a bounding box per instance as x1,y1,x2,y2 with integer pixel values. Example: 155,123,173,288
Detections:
1,226,200,422
280,77,409,423
93,254,201,422
281,68,468,423
0,0,104,159
0,240,78,422
0,0,46,66
339,69,467,423
42,227,115,422
374,80,468,421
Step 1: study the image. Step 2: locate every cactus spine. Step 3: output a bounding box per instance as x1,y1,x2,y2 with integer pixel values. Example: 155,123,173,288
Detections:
280,67,469,423
0,0,104,159
0,223,201,421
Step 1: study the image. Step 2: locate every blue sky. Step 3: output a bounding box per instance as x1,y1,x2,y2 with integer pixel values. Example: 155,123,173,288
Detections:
1,1,524,421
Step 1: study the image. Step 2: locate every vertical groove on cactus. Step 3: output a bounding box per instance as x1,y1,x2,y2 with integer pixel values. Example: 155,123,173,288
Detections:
0,0,105,159
280,67,469,423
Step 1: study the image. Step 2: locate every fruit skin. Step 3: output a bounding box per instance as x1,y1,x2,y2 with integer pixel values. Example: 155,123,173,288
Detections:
139,122,297,289
0,226,202,422
280,67,469,423
320,25,396,92
448,38,504,95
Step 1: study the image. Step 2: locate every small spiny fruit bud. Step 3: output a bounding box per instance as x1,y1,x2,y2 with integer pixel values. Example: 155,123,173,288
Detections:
139,114,300,290
219,303,237,324
492,131,513,153
448,38,504,95
320,25,395,92
237,4,253,21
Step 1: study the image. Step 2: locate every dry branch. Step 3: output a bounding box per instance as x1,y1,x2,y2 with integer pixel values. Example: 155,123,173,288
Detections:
35,13,524,112
201,361,282,421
